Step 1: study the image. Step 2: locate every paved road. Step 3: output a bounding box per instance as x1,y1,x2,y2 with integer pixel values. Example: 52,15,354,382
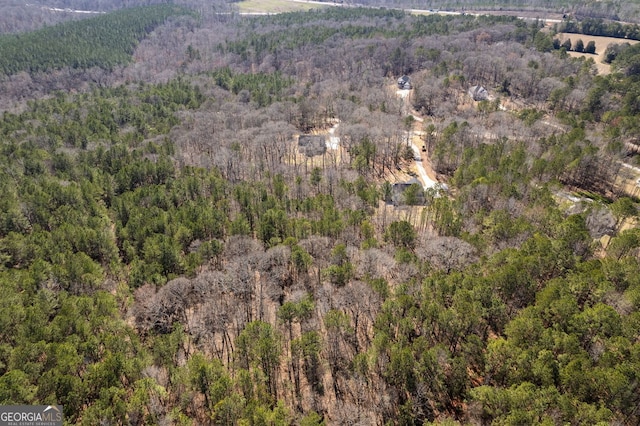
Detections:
284,0,563,23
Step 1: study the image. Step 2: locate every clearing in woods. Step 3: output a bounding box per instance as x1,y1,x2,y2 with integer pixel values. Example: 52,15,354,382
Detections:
235,0,328,14
557,33,640,74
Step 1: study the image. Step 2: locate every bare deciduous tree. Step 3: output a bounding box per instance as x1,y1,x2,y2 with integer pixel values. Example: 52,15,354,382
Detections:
416,236,478,273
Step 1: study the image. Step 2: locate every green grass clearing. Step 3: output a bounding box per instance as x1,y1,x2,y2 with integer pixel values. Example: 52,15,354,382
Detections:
235,0,329,14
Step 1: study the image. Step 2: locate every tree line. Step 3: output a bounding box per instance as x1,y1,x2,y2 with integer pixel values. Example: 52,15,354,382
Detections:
558,17,640,41
0,4,194,76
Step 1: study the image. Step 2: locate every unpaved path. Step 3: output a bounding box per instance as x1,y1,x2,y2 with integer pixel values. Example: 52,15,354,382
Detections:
396,88,440,189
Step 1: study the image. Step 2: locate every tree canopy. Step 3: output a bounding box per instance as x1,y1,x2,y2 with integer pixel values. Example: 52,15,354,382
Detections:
0,3,639,425
0,4,194,75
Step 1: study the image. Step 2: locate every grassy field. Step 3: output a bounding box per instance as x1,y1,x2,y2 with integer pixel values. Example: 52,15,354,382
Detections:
235,0,328,14
558,33,639,74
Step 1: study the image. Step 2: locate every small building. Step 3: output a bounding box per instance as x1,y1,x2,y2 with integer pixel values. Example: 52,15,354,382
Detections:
397,75,412,90
468,85,489,101
389,178,425,206
298,135,327,157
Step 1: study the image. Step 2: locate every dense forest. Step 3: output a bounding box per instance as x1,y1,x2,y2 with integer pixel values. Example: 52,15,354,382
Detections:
0,2,640,425
0,5,195,75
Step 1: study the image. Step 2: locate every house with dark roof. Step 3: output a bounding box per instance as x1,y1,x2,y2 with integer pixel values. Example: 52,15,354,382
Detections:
397,75,412,90
389,178,425,206
298,135,327,157
468,85,489,101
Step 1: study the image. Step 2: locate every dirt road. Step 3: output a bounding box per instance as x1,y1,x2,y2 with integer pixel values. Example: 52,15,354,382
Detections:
396,88,440,190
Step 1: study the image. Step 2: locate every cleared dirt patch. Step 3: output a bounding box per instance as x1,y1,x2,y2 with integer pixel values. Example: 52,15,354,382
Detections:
557,33,640,74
